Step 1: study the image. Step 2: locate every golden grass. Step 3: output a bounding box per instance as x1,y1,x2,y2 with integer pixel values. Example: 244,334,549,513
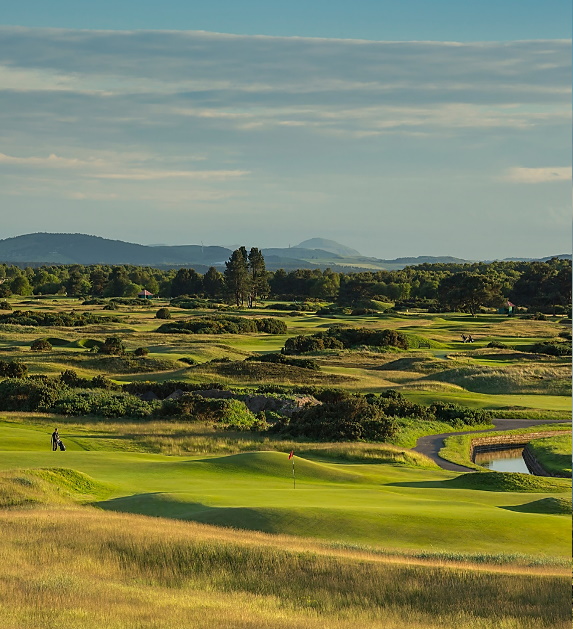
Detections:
0,507,569,629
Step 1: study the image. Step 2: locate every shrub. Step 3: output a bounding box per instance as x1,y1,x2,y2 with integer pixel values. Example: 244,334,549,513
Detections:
60,369,85,387
157,315,286,335
30,338,52,352
170,298,214,310
0,310,120,327
487,341,509,349
0,360,28,378
134,347,149,357
51,390,154,418
430,402,493,427
123,380,227,398
0,301,12,310
283,327,407,354
91,374,117,390
273,397,397,442
98,337,126,355
220,399,257,430
156,393,229,422
245,353,320,371
528,340,572,357
265,302,315,312
283,332,344,354
0,378,66,411
156,308,171,319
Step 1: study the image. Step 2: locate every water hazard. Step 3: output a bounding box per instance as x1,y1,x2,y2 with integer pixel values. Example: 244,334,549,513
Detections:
473,447,531,474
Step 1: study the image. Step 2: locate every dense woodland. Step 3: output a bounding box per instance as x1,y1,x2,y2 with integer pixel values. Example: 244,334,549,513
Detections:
0,248,570,313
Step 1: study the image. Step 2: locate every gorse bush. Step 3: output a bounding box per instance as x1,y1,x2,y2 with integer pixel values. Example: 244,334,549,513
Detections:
123,380,228,398
155,393,255,427
245,352,320,371
98,336,126,355
157,315,287,335
0,378,67,411
283,332,344,354
0,360,28,378
272,397,397,442
265,302,316,311
283,327,408,354
528,340,572,357
170,297,216,309
0,310,120,326
59,369,118,390
51,390,155,418
30,338,53,351
155,308,171,319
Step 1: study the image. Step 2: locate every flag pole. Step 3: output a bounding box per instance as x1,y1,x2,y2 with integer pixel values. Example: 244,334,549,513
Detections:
289,450,295,489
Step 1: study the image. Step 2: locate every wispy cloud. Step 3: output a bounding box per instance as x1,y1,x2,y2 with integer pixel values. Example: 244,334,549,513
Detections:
92,169,249,181
0,27,570,257
503,167,571,183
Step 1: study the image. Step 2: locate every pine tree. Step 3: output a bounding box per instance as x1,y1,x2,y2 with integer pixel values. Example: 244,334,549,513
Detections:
224,248,251,306
248,247,269,307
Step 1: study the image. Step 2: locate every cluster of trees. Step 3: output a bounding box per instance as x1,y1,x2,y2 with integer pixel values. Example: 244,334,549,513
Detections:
0,253,569,313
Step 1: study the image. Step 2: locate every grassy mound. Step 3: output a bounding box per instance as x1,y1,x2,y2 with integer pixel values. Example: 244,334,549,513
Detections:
0,467,112,508
446,471,570,493
427,365,571,395
67,338,102,349
45,337,70,346
403,333,445,349
191,451,366,484
526,435,572,477
376,356,450,373
506,497,572,515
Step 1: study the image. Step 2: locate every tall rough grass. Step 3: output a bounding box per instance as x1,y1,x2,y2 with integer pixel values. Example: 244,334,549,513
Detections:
0,507,569,629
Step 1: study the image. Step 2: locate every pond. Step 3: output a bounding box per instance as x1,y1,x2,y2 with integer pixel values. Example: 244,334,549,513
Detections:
473,447,531,474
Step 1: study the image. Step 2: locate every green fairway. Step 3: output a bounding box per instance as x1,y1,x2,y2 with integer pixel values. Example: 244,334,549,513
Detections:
1,422,569,558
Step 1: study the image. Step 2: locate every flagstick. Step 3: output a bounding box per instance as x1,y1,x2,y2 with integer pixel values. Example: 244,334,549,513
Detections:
292,456,296,489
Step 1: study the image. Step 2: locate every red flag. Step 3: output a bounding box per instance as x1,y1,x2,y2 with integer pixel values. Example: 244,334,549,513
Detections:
288,451,294,459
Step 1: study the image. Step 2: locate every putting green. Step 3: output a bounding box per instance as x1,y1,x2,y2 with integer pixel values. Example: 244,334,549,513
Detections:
0,424,569,558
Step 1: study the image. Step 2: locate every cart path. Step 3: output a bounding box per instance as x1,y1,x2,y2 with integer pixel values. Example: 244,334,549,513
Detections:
411,419,572,473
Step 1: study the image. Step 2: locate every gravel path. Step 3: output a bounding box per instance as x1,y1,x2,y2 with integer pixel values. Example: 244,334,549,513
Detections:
411,419,572,473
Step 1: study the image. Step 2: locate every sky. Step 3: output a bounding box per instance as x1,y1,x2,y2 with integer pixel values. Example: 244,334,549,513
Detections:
0,2,571,260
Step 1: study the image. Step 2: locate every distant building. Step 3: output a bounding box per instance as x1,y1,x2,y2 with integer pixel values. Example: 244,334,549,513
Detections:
498,300,515,315
138,289,153,299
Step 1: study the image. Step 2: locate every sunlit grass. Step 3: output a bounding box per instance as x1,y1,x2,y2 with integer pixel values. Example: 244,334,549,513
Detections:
0,507,569,629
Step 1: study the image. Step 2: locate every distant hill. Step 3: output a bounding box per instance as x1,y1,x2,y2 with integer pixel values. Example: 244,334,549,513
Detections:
295,238,362,257
0,233,231,267
502,254,572,262
0,233,566,272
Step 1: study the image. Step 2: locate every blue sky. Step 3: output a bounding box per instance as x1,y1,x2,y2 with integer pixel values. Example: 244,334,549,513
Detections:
0,3,571,259
3,1,571,41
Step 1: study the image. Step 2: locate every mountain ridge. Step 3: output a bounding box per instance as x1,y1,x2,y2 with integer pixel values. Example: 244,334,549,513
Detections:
0,233,568,271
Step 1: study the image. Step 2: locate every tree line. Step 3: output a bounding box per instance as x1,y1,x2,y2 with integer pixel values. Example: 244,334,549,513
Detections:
0,250,569,312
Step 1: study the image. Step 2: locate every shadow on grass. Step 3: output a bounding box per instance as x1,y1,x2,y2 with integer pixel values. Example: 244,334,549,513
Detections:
96,492,278,531
390,472,571,493
500,497,571,515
